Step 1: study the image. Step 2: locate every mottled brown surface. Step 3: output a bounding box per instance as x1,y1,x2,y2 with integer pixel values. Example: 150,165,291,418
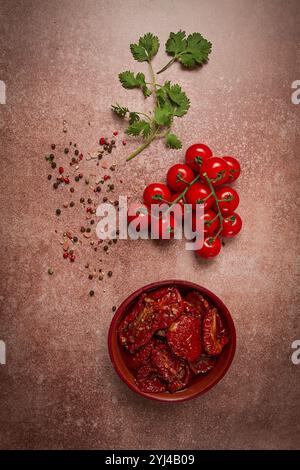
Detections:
0,0,300,450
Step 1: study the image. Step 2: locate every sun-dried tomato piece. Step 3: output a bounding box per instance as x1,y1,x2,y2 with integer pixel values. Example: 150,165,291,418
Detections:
119,288,183,352
203,308,229,356
149,287,184,329
150,342,191,392
118,294,158,352
185,291,211,316
167,314,202,362
189,355,216,374
168,364,192,393
136,365,167,393
127,340,155,369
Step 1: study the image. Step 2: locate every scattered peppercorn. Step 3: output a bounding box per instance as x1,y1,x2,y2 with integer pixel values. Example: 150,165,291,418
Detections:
75,175,80,182
103,245,108,251
56,208,61,216
88,274,93,280
53,182,58,189
96,186,101,192
112,306,116,312
64,148,69,154
73,236,78,243
75,149,79,156
70,201,75,207
70,187,75,193
89,290,94,296
103,197,108,202
48,174,52,180
51,162,57,169
51,144,56,150
113,239,117,244
90,220,95,225
114,200,119,206
48,267,54,275
49,154,55,161
107,271,113,277
80,226,85,233
80,197,85,203
86,227,91,233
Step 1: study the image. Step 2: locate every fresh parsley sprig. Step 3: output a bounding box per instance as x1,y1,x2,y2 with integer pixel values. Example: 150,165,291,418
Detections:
111,31,212,161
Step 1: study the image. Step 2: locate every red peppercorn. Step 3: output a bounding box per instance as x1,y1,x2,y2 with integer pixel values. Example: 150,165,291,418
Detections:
59,166,64,174
122,140,126,146
99,137,105,145
113,131,118,136
79,153,83,160
64,177,70,184
63,252,69,259
70,254,75,262
103,175,110,181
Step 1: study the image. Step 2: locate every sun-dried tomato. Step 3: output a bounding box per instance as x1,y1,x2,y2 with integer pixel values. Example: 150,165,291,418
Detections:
203,308,229,356
126,340,155,369
167,314,202,361
136,365,167,393
189,355,216,374
185,290,211,316
118,288,183,352
151,342,191,392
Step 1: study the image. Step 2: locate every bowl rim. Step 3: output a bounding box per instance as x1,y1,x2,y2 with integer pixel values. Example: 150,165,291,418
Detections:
108,279,236,403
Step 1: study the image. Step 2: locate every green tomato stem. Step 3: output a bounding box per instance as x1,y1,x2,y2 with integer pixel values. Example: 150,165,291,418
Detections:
203,173,224,239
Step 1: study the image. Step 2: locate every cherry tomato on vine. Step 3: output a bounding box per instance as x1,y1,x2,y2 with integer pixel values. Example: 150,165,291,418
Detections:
166,163,195,192
196,236,221,258
185,183,214,211
221,212,242,237
223,156,241,182
185,143,213,172
215,186,239,215
143,183,171,206
127,203,150,229
192,209,220,236
151,213,175,239
200,157,229,186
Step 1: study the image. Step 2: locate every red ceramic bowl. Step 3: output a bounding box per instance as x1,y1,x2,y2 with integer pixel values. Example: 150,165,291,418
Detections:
108,280,236,403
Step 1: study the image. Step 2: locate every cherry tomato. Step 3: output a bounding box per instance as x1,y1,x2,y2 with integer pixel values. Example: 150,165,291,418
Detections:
185,183,214,211
143,183,171,206
221,212,242,237
215,187,239,215
185,143,213,172
192,209,220,235
200,157,229,186
127,203,150,229
196,236,221,258
151,213,175,239
166,164,195,192
223,156,241,182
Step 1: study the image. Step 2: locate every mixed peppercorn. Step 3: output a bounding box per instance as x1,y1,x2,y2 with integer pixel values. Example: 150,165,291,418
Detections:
45,131,126,298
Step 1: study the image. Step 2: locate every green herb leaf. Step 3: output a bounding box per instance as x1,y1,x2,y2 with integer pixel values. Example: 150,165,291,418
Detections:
165,82,190,117
164,31,212,69
154,105,173,126
130,33,159,62
129,112,140,125
179,33,212,68
118,71,151,97
126,120,152,138
111,103,129,118
166,133,182,149
165,30,187,56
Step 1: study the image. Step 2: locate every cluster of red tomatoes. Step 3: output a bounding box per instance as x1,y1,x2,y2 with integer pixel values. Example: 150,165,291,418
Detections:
127,143,242,258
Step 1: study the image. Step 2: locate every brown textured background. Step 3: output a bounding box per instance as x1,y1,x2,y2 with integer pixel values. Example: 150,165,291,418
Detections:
0,0,300,450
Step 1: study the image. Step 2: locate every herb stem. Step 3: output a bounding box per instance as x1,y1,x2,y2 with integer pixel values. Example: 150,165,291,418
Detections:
126,130,157,161
157,57,177,74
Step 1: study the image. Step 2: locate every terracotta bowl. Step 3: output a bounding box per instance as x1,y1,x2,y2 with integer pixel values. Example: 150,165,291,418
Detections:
108,280,236,403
